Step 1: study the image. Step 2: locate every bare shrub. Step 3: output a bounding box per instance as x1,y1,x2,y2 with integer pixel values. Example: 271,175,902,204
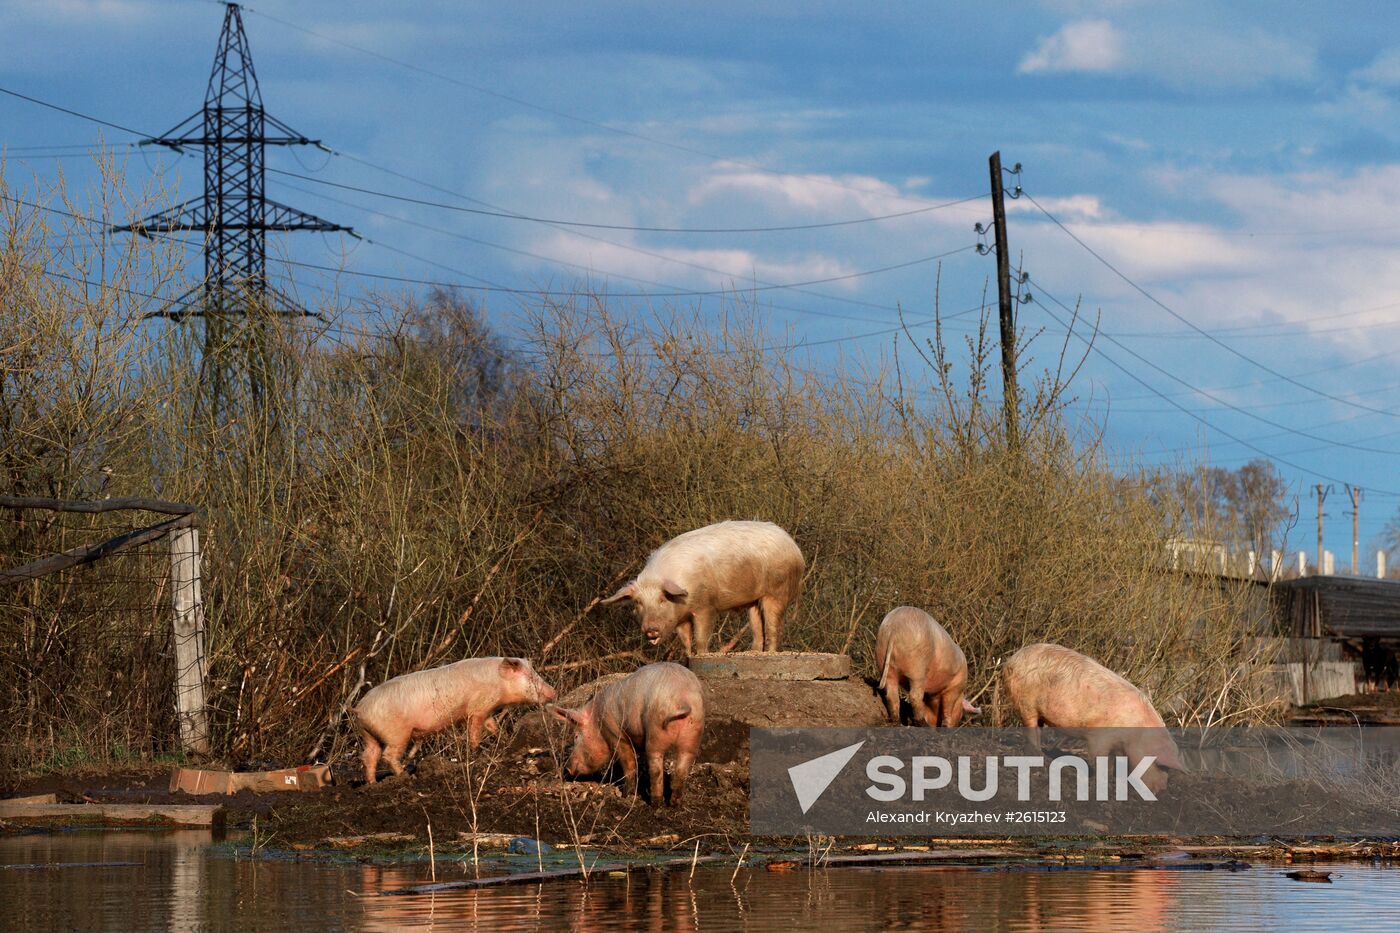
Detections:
0,170,1276,775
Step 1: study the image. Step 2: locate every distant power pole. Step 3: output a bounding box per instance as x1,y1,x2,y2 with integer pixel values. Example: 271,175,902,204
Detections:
114,2,352,413
988,151,1020,450
1315,483,1332,575
1348,485,1362,574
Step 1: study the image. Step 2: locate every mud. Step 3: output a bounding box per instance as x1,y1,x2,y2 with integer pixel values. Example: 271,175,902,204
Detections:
5,679,1396,853
2,674,886,850
1293,691,1400,724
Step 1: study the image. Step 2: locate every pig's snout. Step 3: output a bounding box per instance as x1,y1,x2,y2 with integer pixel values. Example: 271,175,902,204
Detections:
644,628,662,645
538,682,558,703
1142,765,1170,796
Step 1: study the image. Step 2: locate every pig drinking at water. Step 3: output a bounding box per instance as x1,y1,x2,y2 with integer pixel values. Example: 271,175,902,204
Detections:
550,662,704,806
1000,643,1185,794
602,520,803,654
353,657,556,784
875,606,979,727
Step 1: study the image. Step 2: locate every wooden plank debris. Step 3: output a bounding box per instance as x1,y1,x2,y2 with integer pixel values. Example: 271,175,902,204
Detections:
0,802,223,826
169,765,332,795
381,856,728,895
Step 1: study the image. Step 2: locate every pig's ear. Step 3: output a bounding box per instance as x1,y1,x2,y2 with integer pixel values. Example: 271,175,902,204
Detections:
550,706,583,725
661,578,688,601
601,581,637,604
500,657,526,674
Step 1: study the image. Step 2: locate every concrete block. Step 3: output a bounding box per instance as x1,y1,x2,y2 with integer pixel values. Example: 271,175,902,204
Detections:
686,651,851,681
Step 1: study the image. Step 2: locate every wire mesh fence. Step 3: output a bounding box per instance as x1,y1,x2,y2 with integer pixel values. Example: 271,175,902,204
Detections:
0,500,205,774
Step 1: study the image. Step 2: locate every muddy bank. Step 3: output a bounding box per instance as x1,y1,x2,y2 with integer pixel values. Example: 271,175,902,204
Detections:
1292,691,1400,724
3,673,886,849
5,677,1397,853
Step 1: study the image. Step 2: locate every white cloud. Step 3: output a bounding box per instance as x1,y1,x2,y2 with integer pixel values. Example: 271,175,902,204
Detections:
1017,17,1316,89
1355,48,1400,86
14,0,154,22
1007,194,1105,221
528,231,860,293
1012,166,1400,364
1018,19,1126,74
690,168,911,213
1145,29,1317,90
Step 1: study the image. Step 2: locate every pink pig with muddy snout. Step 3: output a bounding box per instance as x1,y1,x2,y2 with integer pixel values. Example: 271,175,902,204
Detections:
550,662,705,806
1000,643,1185,795
601,520,803,655
353,657,556,784
875,606,980,727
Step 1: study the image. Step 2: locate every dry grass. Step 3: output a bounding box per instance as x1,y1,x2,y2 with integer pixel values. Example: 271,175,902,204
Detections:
0,171,1279,775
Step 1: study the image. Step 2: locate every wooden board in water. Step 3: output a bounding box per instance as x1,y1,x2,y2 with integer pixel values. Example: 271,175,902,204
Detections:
0,802,224,827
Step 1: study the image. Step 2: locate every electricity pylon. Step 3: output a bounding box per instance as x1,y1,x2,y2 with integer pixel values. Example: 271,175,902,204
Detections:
115,2,352,413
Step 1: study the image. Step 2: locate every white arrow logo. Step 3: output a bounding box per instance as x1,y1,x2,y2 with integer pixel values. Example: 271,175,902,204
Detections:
788,741,865,814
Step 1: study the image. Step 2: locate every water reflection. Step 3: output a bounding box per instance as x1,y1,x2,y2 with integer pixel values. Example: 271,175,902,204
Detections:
2,832,1394,931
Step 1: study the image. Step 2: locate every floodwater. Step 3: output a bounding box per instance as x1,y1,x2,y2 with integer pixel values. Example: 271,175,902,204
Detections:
3,831,1397,931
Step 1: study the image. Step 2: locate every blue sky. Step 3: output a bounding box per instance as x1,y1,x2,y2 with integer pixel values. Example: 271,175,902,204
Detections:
5,0,1400,561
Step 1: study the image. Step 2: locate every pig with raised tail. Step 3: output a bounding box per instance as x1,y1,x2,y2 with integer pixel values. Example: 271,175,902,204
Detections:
875,606,979,727
353,657,557,784
550,662,704,806
1000,643,1185,794
602,520,803,655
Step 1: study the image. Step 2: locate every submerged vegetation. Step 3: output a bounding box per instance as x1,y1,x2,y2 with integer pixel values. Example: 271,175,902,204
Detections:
1,170,1280,775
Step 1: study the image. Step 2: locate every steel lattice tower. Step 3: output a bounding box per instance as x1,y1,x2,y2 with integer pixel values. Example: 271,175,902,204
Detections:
115,3,351,410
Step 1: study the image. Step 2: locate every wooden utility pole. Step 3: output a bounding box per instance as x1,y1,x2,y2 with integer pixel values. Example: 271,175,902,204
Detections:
1315,484,1331,576
1348,485,1361,574
989,151,1019,449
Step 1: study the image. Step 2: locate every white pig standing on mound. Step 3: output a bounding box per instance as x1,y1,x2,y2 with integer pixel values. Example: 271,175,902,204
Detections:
602,520,803,655
352,657,556,784
999,643,1185,795
875,606,980,727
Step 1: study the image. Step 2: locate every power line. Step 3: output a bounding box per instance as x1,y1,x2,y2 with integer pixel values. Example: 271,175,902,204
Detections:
1030,282,1400,455
281,243,975,299
294,236,990,341
276,176,979,328
1099,347,1400,404
1076,380,1400,416
0,86,156,141
323,150,948,315
2,49,991,340
1135,403,1400,458
273,172,1400,344
7,188,988,338
1030,283,1400,496
1025,190,1400,422
266,167,983,233
2,142,126,151
0,77,975,315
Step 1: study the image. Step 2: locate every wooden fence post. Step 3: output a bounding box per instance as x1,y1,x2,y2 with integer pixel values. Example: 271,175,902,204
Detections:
170,525,210,756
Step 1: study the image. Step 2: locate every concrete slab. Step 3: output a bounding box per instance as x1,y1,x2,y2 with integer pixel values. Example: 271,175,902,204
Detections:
686,651,851,681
